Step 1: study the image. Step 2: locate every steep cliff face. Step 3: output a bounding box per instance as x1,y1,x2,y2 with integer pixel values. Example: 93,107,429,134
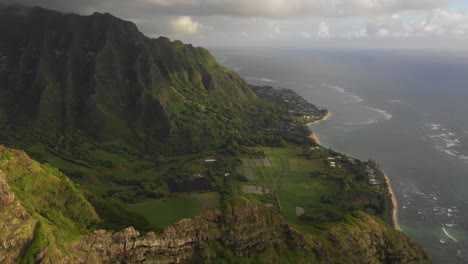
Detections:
0,170,35,263
0,146,304,263
310,212,430,264
0,145,99,263
68,198,305,263
0,145,430,263
0,5,255,153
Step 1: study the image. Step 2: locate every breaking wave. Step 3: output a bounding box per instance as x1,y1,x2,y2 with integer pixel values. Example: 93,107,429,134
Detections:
365,106,393,120
424,123,468,161
245,76,278,83
322,84,364,104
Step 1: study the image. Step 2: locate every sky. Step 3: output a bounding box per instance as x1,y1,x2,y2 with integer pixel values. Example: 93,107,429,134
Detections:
2,0,468,50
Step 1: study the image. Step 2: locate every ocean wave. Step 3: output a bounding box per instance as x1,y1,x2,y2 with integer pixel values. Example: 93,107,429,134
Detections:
245,76,278,83
442,226,459,242
215,56,227,64
348,94,364,103
322,84,364,104
229,65,241,72
426,125,468,160
426,123,441,130
390,99,403,104
345,119,379,126
364,106,393,120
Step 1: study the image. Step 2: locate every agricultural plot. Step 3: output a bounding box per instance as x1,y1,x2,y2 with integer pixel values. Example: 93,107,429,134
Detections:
129,192,220,228
237,157,273,181
237,147,348,226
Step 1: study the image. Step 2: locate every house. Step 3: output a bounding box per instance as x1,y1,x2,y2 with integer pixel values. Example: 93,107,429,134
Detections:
330,161,336,168
370,179,381,185
205,159,216,162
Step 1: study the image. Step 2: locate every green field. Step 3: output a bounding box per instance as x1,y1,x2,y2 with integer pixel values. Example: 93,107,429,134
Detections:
128,192,221,228
236,146,379,227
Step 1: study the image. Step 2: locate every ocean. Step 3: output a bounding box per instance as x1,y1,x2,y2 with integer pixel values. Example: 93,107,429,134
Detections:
211,47,468,263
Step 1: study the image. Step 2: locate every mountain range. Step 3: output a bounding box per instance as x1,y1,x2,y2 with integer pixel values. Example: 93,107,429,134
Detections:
0,5,430,263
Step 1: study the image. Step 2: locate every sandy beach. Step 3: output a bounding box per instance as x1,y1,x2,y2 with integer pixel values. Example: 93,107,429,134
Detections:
306,112,330,145
306,112,401,231
384,174,401,231
310,133,321,145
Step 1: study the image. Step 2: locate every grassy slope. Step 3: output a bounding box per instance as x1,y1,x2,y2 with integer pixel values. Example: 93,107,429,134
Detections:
236,146,369,226
128,192,220,229
230,145,431,263
0,145,430,263
0,146,99,262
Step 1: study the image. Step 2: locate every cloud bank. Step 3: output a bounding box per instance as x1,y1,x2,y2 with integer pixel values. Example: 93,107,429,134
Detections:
1,0,466,49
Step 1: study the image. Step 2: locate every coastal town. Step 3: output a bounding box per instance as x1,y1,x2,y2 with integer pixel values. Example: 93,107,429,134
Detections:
251,85,327,120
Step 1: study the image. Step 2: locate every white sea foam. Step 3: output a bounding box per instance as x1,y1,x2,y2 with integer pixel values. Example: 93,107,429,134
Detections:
427,123,441,130
231,66,241,72
364,106,393,120
364,107,391,119
426,124,468,160
324,84,346,94
245,76,278,83
348,94,364,103
345,119,379,126
442,226,459,242
322,84,364,104
390,99,403,104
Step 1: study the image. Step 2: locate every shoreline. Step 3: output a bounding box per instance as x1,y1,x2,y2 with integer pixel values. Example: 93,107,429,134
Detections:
306,112,330,146
384,174,401,231
305,111,401,231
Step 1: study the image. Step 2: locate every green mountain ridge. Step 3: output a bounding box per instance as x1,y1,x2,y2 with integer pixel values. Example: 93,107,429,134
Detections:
0,5,431,263
0,145,429,263
0,5,255,155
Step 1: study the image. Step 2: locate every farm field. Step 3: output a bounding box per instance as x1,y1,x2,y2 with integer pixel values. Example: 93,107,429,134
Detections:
237,146,354,227
128,192,221,229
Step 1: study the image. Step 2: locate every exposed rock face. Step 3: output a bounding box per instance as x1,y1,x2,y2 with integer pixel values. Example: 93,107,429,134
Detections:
0,5,255,154
69,198,305,263
313,212,430,264
0,170,36,263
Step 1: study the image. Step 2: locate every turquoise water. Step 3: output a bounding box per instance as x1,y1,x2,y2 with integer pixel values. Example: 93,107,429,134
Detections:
213,48,468,263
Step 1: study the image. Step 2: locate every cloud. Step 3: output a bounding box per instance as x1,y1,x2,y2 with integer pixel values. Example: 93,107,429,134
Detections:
274,25,281,34
420,9,468,39
0,0,451,17
171,16,200,35
300,32,313,39
1,0,466,48
317,21,331,39
326,0,450,15
356,9,468,40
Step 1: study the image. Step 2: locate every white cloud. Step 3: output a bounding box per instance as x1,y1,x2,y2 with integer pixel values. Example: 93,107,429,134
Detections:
317,21,331,38
170,16,200,35
419,9,468,39
300,32,313,39
10,0,450,18
275,25,281,34
323,9,468,41
2,0,467,47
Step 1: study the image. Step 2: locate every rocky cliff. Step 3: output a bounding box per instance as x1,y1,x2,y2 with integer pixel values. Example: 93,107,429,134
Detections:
68,198,305,263
0,146,430,263
0,5,255,154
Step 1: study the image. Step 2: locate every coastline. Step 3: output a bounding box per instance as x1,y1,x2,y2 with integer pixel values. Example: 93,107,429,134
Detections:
306,112,330,145
384,174,401,231
306,111,401,231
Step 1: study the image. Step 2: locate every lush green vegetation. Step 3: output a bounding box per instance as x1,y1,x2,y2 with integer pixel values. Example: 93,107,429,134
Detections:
0,6,431,263
227,146,386,229
128,192,220,229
